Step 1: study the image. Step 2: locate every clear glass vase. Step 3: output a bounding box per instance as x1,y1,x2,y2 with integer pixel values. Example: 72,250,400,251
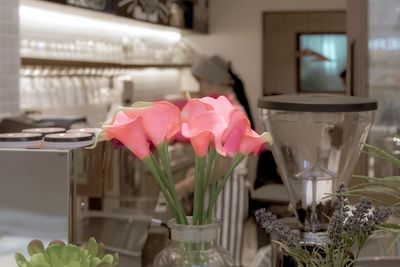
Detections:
153,218,234,267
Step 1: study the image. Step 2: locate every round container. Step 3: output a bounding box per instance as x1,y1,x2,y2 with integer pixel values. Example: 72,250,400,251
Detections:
153,217,233,267
0,133,43,148
43,133,94,149
258,94,377,235
22,127,66,136
67,128,99,137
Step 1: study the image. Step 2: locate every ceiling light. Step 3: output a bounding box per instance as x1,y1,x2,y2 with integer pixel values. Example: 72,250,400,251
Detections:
19,3,181,43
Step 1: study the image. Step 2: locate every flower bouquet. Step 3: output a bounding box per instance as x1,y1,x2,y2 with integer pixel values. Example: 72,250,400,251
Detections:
93,96,271,266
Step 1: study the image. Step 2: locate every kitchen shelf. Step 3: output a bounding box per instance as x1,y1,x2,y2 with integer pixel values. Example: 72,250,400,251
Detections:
21,57,192,69
369,84,400,90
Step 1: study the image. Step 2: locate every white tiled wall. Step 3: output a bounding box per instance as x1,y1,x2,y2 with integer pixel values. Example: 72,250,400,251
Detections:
0,0,19,115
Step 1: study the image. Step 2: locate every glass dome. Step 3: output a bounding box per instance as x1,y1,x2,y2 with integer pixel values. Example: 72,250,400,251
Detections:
258,94,377,237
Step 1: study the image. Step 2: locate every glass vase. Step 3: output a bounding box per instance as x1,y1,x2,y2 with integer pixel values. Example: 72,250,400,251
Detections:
153,218,234,267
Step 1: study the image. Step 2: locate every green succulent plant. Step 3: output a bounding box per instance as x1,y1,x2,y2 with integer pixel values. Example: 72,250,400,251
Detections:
15,237,118,267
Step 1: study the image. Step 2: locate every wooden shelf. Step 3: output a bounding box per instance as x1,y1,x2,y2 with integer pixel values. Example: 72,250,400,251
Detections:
369,84,400,90
21,57,192,69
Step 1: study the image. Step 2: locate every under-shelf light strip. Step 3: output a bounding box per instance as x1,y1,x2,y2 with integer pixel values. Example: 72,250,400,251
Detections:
19,5,181,43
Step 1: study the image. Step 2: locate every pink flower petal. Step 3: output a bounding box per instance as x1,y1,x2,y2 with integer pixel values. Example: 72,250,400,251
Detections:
189,131,212,157
123,101,181,145
199,96,236,122
182,110,228,157
181,99,212,123
104,112,150,160
239,130,266,156
222,109,251,157
181,96,265,157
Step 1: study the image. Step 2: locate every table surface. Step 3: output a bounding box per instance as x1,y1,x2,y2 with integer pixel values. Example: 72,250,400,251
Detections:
0,255,17,267
253,184,290,204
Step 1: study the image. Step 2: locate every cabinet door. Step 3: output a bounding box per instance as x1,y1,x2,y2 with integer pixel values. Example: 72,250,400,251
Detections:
263,11,346,95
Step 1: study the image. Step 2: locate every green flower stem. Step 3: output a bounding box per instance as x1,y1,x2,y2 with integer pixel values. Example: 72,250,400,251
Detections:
216,155,245,195
198,157,206,224
149,154,184,224
193,156,205,225
204,148,216,190
199,148,216,224
150,153,169,189
157,143,188,225
150,150,187,225
206,155,245,223
205,153,220,224
143,157,181,223
192,157,200,224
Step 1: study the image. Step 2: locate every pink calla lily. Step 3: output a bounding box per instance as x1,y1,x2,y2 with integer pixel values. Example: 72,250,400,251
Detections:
222,108,272,157
198,96,236,123
239,131,272,155
181,95,270,157
103,111,150,160
222,109,251,157
182,111,228,157
181,96,237,157
181,99,212,123
123,101,181,146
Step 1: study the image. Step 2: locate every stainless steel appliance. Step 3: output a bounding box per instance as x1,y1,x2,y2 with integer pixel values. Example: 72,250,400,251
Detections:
0,142,194,267
258,94,377,265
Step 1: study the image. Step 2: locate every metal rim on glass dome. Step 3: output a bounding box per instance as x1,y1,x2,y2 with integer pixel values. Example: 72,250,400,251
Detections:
258,94,378,112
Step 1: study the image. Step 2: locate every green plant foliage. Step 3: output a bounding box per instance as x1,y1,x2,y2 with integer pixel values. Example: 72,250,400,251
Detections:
343,139,400,250
15,238,118,267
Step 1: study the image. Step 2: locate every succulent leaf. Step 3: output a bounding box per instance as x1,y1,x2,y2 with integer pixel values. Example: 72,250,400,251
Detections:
86,238,98,257
15,252,27,267
97,243,105,258
96,263,111,267
30,253,49,266
27,240,45,256
49,240,66,247
101,254,113,265
89,257,101,267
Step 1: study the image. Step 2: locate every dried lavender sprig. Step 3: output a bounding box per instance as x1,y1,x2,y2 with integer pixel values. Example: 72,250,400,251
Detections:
344,197,372,238
363,206,392,235
328,183,350,247
255,208,299,247
334,183,348,209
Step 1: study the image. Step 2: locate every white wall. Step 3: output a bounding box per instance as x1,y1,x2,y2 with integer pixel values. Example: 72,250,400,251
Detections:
0,0,19,116
185,0,346,131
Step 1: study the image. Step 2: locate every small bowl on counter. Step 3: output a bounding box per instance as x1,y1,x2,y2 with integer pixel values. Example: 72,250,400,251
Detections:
22,127,66,136
0,133,43,149
43,133,94,149
67,128,99,137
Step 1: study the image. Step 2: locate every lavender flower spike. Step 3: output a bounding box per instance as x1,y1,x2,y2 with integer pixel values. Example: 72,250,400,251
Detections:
345,197,372,238
363,206,392,235
328,183,350,247
255,208,299,247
